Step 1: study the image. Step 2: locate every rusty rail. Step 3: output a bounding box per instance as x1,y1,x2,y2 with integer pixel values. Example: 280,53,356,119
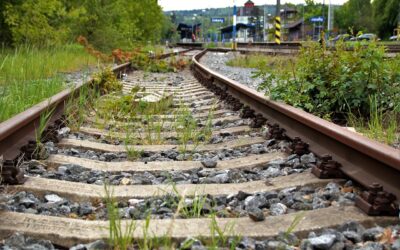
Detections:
192,49,400,213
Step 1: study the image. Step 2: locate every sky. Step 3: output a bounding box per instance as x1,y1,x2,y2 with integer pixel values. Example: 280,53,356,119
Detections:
159,0,348,11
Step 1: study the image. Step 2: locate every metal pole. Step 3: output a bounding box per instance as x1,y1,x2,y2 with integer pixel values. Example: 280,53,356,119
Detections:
328,0,332,36
275,0,281,44
233,0,237,50
263,5,266,41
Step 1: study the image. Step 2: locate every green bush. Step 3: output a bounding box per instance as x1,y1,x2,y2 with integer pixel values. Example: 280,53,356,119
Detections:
91,68,122,95
256,42,400,121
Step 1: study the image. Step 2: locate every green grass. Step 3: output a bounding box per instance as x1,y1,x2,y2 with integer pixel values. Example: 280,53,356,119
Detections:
347,95,399,145
0,44,98,122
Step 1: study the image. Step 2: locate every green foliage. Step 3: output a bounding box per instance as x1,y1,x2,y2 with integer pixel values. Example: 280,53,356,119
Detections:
0,44,96,122
1,0,164,50
372,0,400,39
334,0,373,34
91,68,122,95
3,0,68,47
257,42,400,121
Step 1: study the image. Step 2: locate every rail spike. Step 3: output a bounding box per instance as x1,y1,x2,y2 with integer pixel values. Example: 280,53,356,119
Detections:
311,154,344,179
291,137,310,156
0,156,25,185
267,123,286,140
250,114,267,128
240,106,255,119
355,183,399,216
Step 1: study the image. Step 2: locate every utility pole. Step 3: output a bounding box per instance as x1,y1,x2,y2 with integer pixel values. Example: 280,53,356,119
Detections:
275,0,281,44
232,0,237,50
327,0,332,38
263,5,266,41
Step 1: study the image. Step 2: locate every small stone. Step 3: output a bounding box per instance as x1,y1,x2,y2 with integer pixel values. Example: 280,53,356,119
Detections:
179,237,204,249
237,237,256,249
269,203,287,216
255,241,267,250
44,194,63,203
360,242,384,250
79,203,93,216
120,177,131,185
248,207,265,221
362,226,384,241
201,159,217,168
245,194,267,210
58,127,71,136
85,240,108,250
207,173,229,183
300,153,316,164
128,199,144,206
237,191,251,201
59,205,71,214
392,239,400,250
342,231,362,243
57,166,68,175
308,234,336,249
267,240,289,250
344,180,353,187
261,166,280,178
20,197,36,208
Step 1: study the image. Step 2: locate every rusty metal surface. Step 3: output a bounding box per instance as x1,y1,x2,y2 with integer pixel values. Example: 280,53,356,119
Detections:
0,62,131,161
192,49,400,202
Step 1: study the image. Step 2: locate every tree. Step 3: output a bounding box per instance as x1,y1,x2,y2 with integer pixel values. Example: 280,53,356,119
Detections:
334,0,373,35
373,0,400,39
3,0,68,46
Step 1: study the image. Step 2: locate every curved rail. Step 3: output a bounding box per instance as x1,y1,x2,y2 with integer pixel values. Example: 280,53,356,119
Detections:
191,49,400,203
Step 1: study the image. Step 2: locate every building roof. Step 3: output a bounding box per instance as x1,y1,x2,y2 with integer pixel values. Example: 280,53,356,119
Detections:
245,0,254,5
220,23,255,34
283,19,303,29
177,23,201,32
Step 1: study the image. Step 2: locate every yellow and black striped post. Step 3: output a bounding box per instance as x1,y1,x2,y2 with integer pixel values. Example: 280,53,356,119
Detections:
275,16,281,44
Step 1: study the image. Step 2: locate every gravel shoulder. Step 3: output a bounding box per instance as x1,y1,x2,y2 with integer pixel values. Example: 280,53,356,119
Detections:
199,52,264,90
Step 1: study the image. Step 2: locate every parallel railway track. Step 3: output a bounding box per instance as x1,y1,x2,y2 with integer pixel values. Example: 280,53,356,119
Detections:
0,49,399,249
176,42,400,54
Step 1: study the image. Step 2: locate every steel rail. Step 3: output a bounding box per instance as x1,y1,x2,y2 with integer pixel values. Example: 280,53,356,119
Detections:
192,49,400,201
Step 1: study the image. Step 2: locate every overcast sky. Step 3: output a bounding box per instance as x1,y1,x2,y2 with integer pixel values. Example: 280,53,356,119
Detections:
159,0,348,11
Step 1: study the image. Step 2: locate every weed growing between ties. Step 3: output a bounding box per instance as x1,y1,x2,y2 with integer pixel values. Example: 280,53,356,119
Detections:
104,184,137,249
174,101,215,156
33,102,56,159
104,181,243,249
256,41,400,146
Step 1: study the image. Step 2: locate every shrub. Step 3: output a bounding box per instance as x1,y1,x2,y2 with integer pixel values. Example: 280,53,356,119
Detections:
91,68,122,95
256,42,400,121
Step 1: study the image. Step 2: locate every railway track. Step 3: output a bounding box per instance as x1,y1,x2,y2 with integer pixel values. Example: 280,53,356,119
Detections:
176,42,400,54
0,49,399,249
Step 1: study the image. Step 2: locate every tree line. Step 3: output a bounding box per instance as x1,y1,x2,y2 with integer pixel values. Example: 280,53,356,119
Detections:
335,0,399,38
0,0,166,51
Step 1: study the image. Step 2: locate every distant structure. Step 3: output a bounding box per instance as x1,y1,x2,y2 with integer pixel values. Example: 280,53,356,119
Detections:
236,0,263,41
177,23,202,42
219,1,309,42
220,0,263,42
